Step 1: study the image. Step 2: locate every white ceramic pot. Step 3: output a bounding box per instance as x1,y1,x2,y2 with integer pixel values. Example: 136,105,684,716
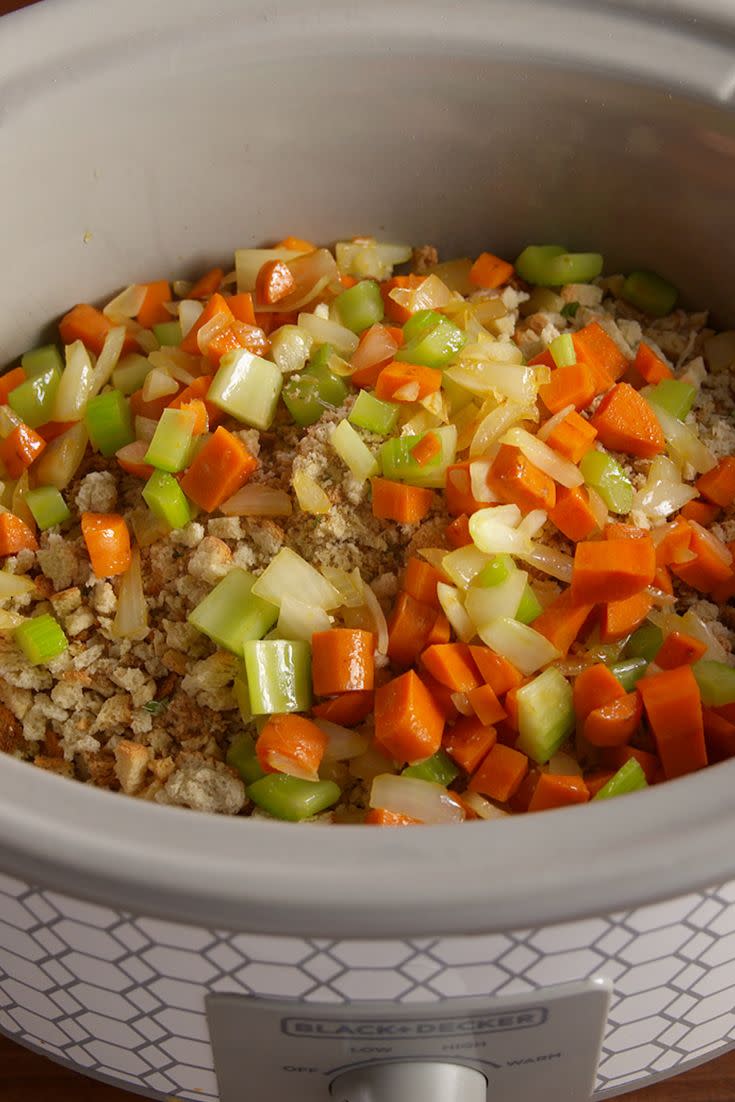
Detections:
1,1,735,1099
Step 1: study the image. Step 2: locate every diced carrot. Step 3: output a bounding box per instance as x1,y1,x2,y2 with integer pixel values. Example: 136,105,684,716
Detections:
35,420,76,443
387,591,438,668
509,767,540,812
374,669,445,764
528,349,555,369
653,565,673,596
180,425,258,513
225,292,257,326
404,557,443,609
528,773,590,812
680,499,721,526
571,537,656,603
130,387,180,421
444,716,497,773
168,374,224,426
590,383,665,459
600,590,653,643
180,292,234,355
656,631,707,670
339,274,358,289
584,691,643,747
205,321,270,365
488,444,556,514
467,683,507,726
446,513,473,548
275,236,316,252
365,808,421,826
59,303,138,356
549,484,598,542
469,743,528,802
469,646,523,696
632,341,673,385
116,440,155,480
695,456,735,508
670,521,733,593
539,362,597,414
311,629,375,696
584,771,617,798
573,663,624,725
469,251,514,289
136,280,171,329
311,691,374,727
544,409,598,463
349,324,400,388
188,267,224,300
0,424,46,478
445,463,486,516
256,713,327,781
533,588,594,656
420,672,460,721
503,682,528,733
374,362,442,403
604,522,648,540
426,612,451,647
0,513,38,556
80,512,131,577
637,665,707,779
411,431,441,467
255,259,296,305
371,478,434,524
654,516,692,567
379,275,426,324
0,367,26,406
703,709,735,763
572,321,629,383
421,643,482,693
599,744,660,785
385,326,405,348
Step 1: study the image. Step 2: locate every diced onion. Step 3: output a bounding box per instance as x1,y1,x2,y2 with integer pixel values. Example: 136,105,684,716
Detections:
519,543,574,583
650,521,696,563
103,284,146,320
121,318,158,353
690,520,733,567
277,594,332,643
89,325,126,396
349,744,399,782
317,720,370,762
446,361,536,405
363,580,389,655
680,609,729,661
234,247,304,293
469,460,497,504
633,454,697,518
442,545,491,590
135,416,159,443
517,509,547,541
648,400,717,474
54,340,94,421
390,273,454,314
437,582,475,643
0,609,24,632
469,505,529,554
470,400,534,459
270,325,313,374
462,791,509,820
112,547,149,641
32,423,88,490
426,258,475,295
370,774,465,824
142,368,178,402
0,571,35,600
298,312,359,356
336,240,412,281
258,275,332,314
465,570,528,628
220,484,293,517
252,548,341,611
179,299,204,338
292,469,331,514
418,547,451,574
479,617,561,675
547,752,583,776
130,506,171,548
451,692,474,716
10,474,34,532
502,426,584,488
537,404,575,442
350,325,398,375
586,487,609,531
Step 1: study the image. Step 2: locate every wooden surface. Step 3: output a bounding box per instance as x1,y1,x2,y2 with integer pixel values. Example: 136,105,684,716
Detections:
1,0,734,1099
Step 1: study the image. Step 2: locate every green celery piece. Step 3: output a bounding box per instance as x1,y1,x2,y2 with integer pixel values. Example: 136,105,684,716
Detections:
283,364,349,428
189,569,278,654
475,554,515,588
403,750,459,786
621,271,677,317
21,345,63,378
610,657,648,692
647,379,696,421
209,349,283,430
85,389,135,457
144,407,196,472
560,301,580,319
8,365,61,429
25,486,70,530
333,280,384,333
244,639,312,714
396,310,466,368
226,732,265,784
14,613,67,665
692,660,735,707
625,622,663,662
549,333,576,368
515,667,575,764
348,390,400,435
112,354,151,396
142,470,192,529
516,583,542,625
308,343,334,371
580,449,634,515
380,433,442,484
592,757,648,801
152,320,182,346
515,246,603,286
234,667,252,723
247,774,340,821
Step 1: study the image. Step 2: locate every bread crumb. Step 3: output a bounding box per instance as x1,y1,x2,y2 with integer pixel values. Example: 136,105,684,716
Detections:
114,739,152,795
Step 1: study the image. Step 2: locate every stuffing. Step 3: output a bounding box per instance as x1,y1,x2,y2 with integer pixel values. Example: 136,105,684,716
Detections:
159,755,246,815
114,739,152,795
74,471,118,513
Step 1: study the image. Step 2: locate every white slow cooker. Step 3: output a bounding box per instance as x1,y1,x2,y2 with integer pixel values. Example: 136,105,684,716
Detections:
1,1,735,1099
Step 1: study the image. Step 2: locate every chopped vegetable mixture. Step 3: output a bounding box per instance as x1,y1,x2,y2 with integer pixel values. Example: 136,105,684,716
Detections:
0,238,734,824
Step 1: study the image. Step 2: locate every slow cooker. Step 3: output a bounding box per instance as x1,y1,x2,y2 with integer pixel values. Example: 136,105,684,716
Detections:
1,0,735,1099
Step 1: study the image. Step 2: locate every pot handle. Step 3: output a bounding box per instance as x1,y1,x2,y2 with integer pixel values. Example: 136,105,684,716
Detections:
330,1061,486,1102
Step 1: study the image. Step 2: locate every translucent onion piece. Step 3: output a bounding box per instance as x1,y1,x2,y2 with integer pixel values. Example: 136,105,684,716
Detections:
646,585,677,608
89,325,126,396
0,571,35,600
650,521,696,563
197,311,231,356
270,326,313,374
451,692,474,716
517,509,548,541
0,609,24,632
235,247,303,293
469,506,529,555
349,744,399,782
252,547,341,611
519,542,574,583
648,400,717,474
442,545,492,590
317,720,370,762
298,311,360,356
363,580,389,655
129,506,171,548
292,469,331,515
112,547,149,641
417,547,450,574
54,340,94,421
468,460,496,504
336,241,412,281
457,338,524,365
142,368,178,402
257,275,331,314
220,484,293,517
277,594,332,643
502,426,583,488
179,299,204,339
135,416,158,443
320,566,366,609
32,423,88,490
690,521,733,567
470,400,533,459
479,616,561,675
437,582,475,643
103,284,146,320
121,318,158,353
10,472,34,532
680,609,729,661
350,324,398,375
465,570,528,628
586,486,609,531
392,382,420,402
402,273,453,313
462,791,509,820
446,361,536,405
547,752,583,777
424,258,474,295
633,480,697,518
369,774,465,824
537,403,575,443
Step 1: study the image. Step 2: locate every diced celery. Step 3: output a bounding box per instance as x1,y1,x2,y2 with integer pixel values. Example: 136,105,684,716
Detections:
330,420,379,481
580,449,634,515
333,280,384,333
247,774,341,820
475,554,515,588
621,271,677,317
647,379,696,421
692,660,735,707
243,639,312,714
549,333,576,368
308,343,334,371
112,354,151,396
85,389,135,457
403,750,459,786
152,320,182,346
143,407,196,472
396,310,466,368
8,365,61,429
226,731,265,784
142,470,192,529
283,364,349,428
188,568,279,653
515,246,603,286
233,668,252,723
625,623,663,662
348,390,400,435
515,667,575,763
610,657,648,692
592,757,648,801
25,486,70,530
14,613,68,665
379,425,457,489
21,345,63,378
516,583,543,625
209,349,283,430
